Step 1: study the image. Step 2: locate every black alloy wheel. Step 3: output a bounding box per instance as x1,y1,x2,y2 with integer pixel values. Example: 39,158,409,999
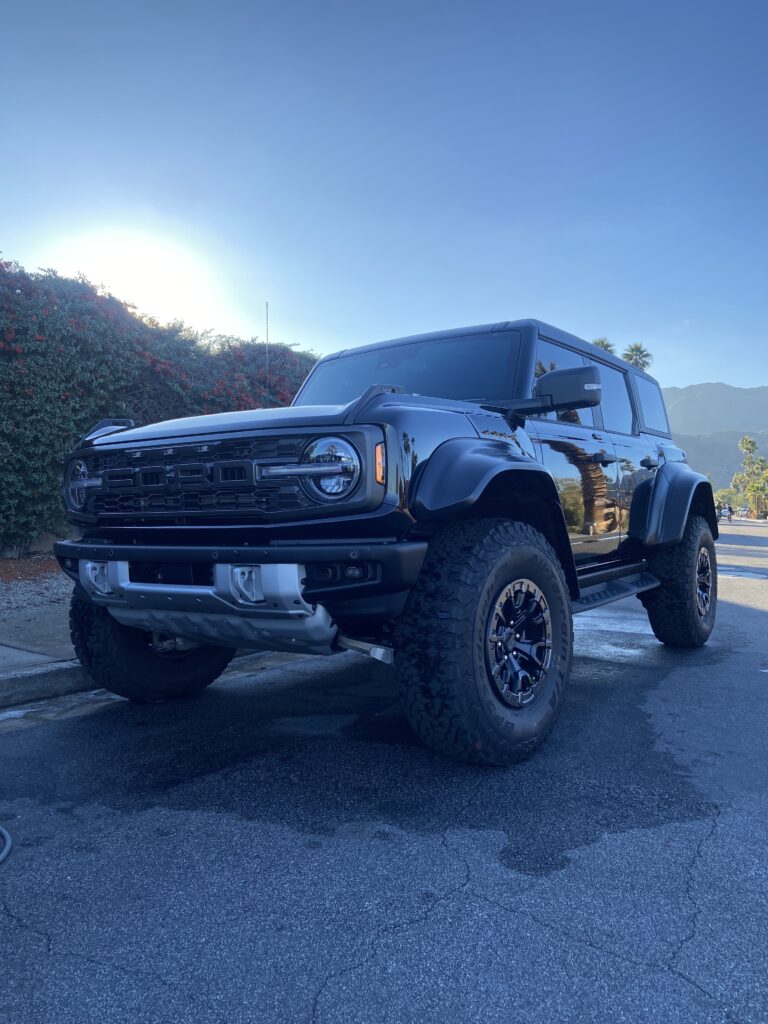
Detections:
696,546,713,618
486,579,552,708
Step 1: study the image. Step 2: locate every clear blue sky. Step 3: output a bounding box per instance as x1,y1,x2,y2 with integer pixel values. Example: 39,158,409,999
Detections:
2,0,767,387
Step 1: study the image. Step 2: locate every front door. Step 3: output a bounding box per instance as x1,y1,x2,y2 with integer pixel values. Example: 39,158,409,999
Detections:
586,358,656,539
530,340,621,565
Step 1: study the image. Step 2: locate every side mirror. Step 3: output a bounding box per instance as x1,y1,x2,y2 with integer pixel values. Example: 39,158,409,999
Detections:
481,363,601,420
533,365,601,412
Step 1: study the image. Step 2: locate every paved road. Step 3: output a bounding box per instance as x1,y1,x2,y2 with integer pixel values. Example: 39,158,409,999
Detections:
2,523,768,1023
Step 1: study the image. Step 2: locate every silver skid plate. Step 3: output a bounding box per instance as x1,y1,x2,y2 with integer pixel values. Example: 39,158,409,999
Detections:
79,559,338,655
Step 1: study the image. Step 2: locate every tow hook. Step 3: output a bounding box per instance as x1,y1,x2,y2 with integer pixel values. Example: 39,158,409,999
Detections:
336,635,394,665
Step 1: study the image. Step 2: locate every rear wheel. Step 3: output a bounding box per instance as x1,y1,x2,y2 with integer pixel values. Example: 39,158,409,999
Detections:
395,519,573,765
69,590,235,701
641,515,717,647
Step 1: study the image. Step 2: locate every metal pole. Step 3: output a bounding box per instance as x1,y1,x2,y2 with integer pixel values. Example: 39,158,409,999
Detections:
265,300,270,405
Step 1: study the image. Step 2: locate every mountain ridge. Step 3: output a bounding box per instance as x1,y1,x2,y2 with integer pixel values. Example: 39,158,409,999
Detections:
660,382,768,488
662,383,768,437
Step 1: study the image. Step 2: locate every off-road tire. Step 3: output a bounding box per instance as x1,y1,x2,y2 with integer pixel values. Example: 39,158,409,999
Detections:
69,589,235,701
641,515,717,647
395,519,573,765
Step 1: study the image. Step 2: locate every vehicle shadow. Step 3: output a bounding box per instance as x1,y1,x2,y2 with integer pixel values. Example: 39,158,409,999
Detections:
716,527,768,576
5,597,748,877
716,525,768,551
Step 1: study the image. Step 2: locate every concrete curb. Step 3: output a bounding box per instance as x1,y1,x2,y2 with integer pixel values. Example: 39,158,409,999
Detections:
0,660,89,709
0,649,302,711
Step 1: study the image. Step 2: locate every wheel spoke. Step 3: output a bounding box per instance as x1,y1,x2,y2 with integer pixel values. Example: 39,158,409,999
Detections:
514,638,551,668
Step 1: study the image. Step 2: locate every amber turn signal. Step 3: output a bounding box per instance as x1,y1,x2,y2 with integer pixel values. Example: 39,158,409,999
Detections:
375,443,386,485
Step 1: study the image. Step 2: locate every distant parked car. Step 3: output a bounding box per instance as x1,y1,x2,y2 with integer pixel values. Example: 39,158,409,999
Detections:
739,506,749,517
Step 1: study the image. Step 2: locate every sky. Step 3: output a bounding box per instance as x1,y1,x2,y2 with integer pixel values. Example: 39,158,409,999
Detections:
2,0,767,388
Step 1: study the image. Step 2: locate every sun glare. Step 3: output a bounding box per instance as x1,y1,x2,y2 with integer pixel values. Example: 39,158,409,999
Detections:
41,229,254,338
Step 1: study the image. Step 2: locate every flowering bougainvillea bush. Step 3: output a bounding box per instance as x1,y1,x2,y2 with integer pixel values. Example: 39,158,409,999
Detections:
0,260,317,550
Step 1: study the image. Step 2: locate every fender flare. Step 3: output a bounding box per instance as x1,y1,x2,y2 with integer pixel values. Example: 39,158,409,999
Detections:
642,462,718,546
409,438,579,597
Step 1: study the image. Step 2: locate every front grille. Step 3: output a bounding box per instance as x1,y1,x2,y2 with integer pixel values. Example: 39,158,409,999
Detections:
92,481,314,515
84,435,318,521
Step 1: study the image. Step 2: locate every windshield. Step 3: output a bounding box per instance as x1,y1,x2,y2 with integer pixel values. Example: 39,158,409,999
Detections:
294,330,521,406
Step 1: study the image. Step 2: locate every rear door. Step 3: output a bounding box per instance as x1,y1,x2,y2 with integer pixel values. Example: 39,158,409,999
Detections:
529,339,621,565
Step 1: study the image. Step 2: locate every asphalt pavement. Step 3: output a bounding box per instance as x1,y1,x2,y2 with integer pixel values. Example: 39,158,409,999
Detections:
1,522,768,1024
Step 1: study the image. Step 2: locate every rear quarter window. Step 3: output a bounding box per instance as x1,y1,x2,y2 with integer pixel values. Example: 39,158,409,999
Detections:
634,376,670,434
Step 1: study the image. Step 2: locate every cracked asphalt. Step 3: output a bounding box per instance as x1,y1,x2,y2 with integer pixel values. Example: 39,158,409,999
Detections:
1,522,768,1023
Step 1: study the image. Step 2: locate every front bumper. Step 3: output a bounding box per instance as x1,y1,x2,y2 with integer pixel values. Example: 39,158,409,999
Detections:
54,538,427,601
54,537,427,654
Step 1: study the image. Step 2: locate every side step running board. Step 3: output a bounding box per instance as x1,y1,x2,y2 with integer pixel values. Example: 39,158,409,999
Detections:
572,571,660,615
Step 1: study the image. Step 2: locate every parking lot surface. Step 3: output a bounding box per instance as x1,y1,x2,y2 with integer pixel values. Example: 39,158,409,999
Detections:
1,523,767,1023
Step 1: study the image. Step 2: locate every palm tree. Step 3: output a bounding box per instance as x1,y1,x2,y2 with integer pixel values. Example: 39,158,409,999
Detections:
592,337,615,353
734,437,767,516
738,435,758,463
621,343,653,371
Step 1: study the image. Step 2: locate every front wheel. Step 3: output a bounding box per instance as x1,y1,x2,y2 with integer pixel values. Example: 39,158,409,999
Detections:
395,519,573,766
70,591,236,701
641,515,717,647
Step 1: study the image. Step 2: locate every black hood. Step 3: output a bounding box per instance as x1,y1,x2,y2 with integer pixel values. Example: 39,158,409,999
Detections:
84,389,482,448
87,404,353,446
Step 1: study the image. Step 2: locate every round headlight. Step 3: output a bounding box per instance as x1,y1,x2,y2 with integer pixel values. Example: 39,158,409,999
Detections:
64,458,89,511
300,437,361,501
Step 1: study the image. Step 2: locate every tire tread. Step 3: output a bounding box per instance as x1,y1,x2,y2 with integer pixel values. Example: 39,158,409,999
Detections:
395,518,572,765
69,591,235,701
643,515,717,647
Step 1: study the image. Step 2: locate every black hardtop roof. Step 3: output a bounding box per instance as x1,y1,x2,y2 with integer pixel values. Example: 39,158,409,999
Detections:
321,319,659,383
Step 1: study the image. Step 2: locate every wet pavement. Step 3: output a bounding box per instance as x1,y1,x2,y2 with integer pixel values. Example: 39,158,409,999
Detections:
1,522,767,1023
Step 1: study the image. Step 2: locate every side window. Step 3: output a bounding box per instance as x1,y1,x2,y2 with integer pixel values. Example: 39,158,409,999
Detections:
534,340,593,426
594,362,635,434
634,376,669,434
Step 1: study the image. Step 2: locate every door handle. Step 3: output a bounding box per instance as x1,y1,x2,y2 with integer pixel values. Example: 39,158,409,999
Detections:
591,451,618,465
640,455,659,469
591,432,605,441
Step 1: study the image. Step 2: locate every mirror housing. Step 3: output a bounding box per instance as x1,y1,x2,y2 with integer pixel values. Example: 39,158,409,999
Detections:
481,364,602,419
533,364,601,412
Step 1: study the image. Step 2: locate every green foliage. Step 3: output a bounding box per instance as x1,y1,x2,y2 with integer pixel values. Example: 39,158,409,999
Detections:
714,487,746,507
0,261,316,550
593,337,655,369
738,435,758,459
731,435,768,515
621,343,653,371
592,337,615,353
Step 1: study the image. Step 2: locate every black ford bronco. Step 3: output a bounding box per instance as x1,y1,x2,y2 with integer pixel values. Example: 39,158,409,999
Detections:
56,320,718,764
